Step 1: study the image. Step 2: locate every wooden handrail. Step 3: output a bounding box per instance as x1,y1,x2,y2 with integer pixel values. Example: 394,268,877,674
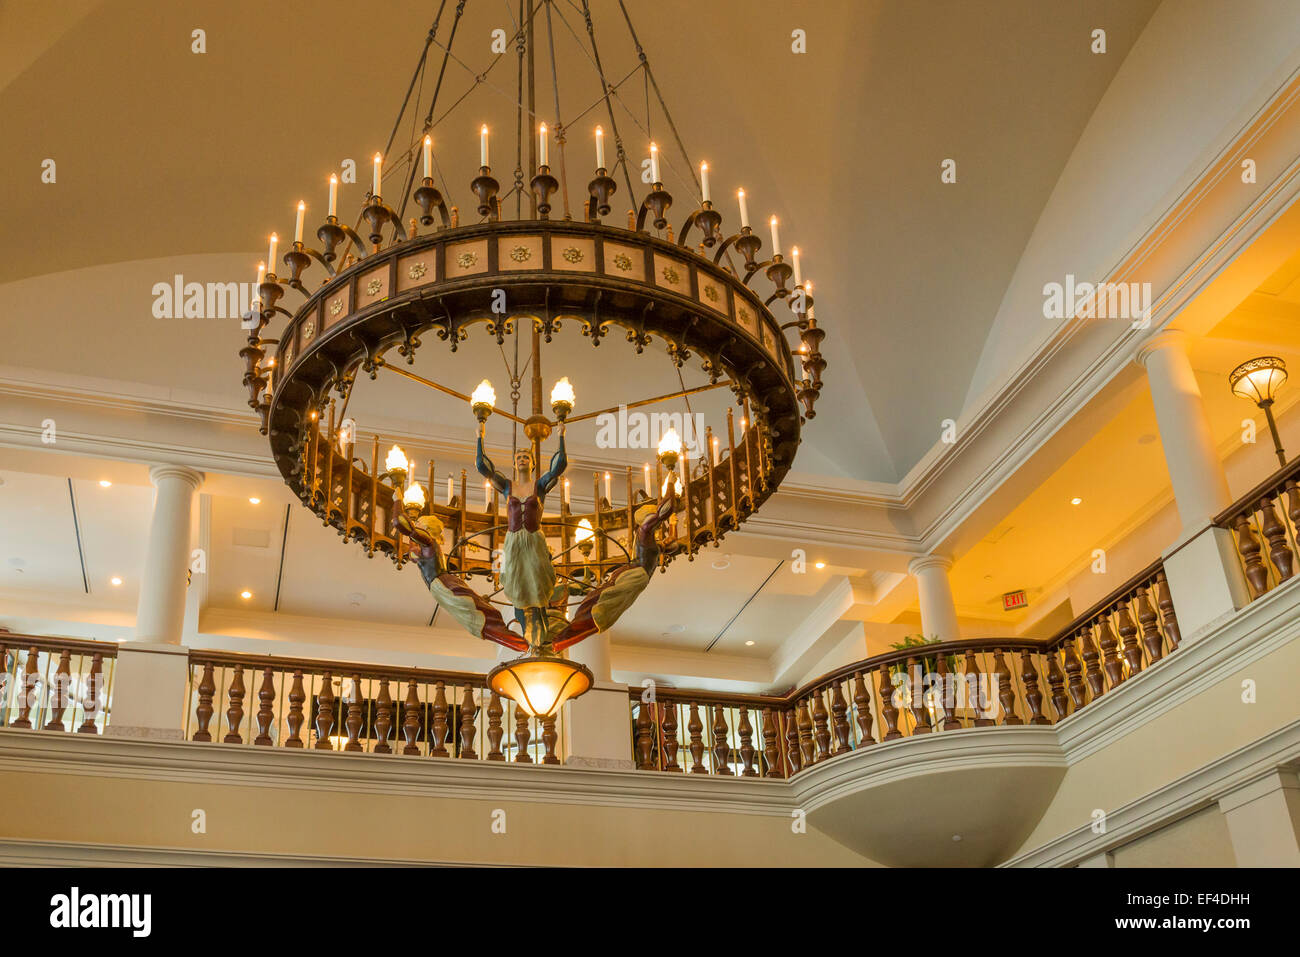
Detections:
1214,455,1300,526
187,648,488,688
1044,559,1164,650
0,632,120,656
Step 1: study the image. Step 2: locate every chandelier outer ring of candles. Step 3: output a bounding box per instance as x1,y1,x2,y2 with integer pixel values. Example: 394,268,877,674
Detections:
262,218,804,567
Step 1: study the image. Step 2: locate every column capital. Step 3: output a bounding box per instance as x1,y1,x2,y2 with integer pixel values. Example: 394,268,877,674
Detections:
908,554,953,576
148,464,204,491
1135,328,1189,369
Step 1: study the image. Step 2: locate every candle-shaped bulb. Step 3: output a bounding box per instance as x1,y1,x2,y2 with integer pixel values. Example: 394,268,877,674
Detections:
372,153,383,198
769,215,781,257
563,478,571,505
328,174,338,217
447,474,454,505
737,188,750,229
294,201,305,244
538,122,549,168
480,124,490,168
604,471,612,502
643,463,651,495
791,246,802,286
700,161,710,203
256,261,266,287
423,135,432,179
267,234,278,272
649,142,660,184
483,478,491,510
595,125,605,169
712,435,720,465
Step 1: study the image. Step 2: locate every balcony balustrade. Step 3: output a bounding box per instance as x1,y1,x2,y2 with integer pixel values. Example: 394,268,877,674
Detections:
0,636,115,735
1216,457,1300,602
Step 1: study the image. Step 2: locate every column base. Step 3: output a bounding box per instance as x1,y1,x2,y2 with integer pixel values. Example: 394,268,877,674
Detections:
1218,769,1300,867
563,681,635,770
1161,524,1251,641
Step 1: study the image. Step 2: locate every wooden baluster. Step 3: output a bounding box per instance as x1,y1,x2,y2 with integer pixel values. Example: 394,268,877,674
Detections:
1287,478,1300,544
797,699,817,765
78,653,104,734
811,692,832,759
314,672,335,749
635,703,654,769
1136,586,1164,664
11,646,39,729
736,707,756,775
374,679,394,754
965,651,994,727
253,667,276,745
712,705,732,775
830,681,854,751
1098,616,1125,688
1233,511,1269,598
541,715,560,764
513,702,532,763
933,653,961,731
1060,640,1085,711
401,680,421,755
344,676,364,751
284,671,305,747
877,665,903,741
761,708,783,776
662,702,681,771
1079,628,1105,698
905,658,931,734
1116,598,1143,675
223,666,246,743
486,692,504,760
192,663,216,741
1018,651,1049,725
783,707,803,774
458,687,478,759
1156,572,1181,650
995,651,1022,726
1044,649,1070,720
852,672,876,744
430,681,449,757
687,703,706,773
1259,496,1294,582
43,651,72,732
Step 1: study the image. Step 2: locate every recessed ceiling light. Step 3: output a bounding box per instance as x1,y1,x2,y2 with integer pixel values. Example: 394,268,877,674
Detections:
1070,497,1082,506
110,576,123,586
815,561,826,569
98,480,112,488
248,497,261,505
745,640,755,646
952,834,962,842
240,590,253,600
711,558,731,570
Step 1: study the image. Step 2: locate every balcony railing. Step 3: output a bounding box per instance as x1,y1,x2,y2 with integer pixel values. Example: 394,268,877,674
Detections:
1216,457,1300,602
629,561,1182,777
0,634,116,735
184,650,567,763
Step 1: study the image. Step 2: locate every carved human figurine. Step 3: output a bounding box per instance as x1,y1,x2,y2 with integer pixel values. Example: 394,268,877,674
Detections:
476,432,567,633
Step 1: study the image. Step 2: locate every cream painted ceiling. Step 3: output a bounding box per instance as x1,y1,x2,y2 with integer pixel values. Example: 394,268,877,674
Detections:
0,0,1161,483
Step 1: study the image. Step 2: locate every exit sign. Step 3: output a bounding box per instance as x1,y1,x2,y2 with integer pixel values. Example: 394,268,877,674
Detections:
1002,590,1028,611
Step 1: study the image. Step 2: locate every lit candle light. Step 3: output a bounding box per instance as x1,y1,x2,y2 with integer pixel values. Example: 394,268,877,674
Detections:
255,261,265,289
294,201,305,244
563,478,570,506
769,215,781,257
328,174,338,218
447,474,454,505
712,435,720,466
267,233,278,273
700,162,710,203
372,153,382,198
480,125,490,168
539,122,549,168
649,142,660,184
423,135,432,179
604,471,611,503
737,188,750,229
595,126,605,169
791,246,802,286
483,478,490,510
643,463,651,496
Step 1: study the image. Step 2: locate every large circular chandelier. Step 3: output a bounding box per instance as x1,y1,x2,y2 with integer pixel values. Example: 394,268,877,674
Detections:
237,1,827,716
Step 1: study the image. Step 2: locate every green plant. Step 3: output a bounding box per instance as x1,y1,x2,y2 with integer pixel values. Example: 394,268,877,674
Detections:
888,634,959,677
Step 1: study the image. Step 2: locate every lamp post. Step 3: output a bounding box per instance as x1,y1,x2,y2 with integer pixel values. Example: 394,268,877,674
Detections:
1230,356,1289,468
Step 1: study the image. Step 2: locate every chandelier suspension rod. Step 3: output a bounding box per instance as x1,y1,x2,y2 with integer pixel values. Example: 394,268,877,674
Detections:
579,0,637,206
381,0,448,166
543,0,571,220
378,362,530,425
563,381,732,425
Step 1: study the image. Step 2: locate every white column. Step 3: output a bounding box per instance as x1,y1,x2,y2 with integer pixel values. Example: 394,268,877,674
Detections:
908,555,961,640
133,465,204,645
1218,769,1300,867
1136,330,1232,530
1138,331,1250,639
563,632,632,769
567,631,612,683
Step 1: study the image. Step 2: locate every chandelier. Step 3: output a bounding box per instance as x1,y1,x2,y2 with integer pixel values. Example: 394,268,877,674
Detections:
237,1,827,717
